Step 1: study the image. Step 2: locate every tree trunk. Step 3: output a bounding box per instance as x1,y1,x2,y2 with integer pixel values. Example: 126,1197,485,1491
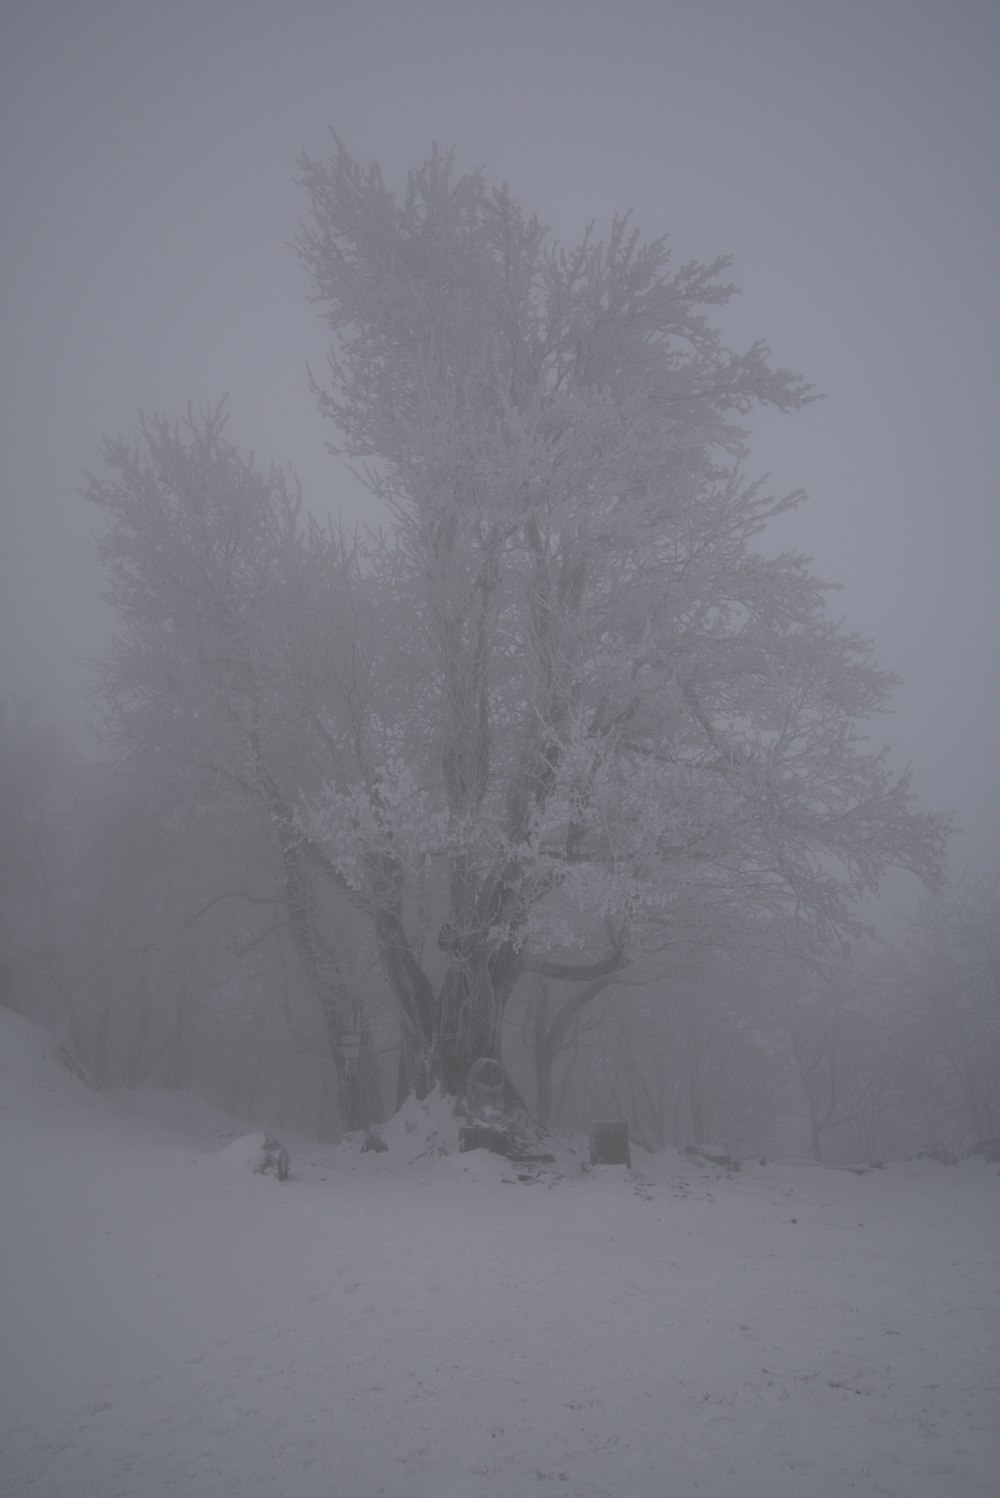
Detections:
396,1019,432,1109
533,982,553,1123
127,1004,151,1088
532,975,613,1125
94,1006,111,1090
688,1057,705,1145
809,1111,823,1163
438,956,510,1099
320,1002,384,1132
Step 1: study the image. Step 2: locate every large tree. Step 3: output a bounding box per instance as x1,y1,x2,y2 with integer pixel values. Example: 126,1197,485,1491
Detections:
287,141,947,1104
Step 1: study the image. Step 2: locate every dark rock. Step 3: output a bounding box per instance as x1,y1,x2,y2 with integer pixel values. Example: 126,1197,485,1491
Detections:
257,1133,290,1181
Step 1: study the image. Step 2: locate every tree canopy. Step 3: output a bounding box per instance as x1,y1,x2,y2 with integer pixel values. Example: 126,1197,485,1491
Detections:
87,141,949,1113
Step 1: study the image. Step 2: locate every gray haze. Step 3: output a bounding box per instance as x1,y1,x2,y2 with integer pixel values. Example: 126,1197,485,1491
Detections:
2,0,998,878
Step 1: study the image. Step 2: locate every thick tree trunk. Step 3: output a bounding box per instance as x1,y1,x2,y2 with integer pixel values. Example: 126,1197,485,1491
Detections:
318,996,384,1132
371,866,436,1098
438,957,505,1098
395,1019,436,1108
277,834,385,1130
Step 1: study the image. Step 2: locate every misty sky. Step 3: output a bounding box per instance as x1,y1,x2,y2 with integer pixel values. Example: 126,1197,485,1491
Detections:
1,0,997,878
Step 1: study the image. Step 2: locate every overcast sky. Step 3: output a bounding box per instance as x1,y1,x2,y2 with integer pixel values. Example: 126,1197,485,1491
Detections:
2,0,998,881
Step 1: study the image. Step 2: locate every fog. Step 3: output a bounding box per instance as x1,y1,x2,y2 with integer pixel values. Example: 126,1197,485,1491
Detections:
2,0,997,871
2,0,999,1132
2,9,1000,1493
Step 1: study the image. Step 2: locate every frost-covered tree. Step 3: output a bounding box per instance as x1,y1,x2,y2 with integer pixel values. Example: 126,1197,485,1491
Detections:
87,410,385,1128
890,869,1000,1146
290,142,947,1105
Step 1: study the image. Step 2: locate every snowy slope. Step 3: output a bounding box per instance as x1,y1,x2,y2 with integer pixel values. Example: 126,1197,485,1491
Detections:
1,1008,997,1498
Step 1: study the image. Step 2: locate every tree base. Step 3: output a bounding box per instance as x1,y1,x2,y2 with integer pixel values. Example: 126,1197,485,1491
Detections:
459,1123,512,1155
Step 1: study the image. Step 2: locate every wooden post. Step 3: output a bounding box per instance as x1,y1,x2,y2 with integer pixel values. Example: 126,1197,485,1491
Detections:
590,1120,631,1167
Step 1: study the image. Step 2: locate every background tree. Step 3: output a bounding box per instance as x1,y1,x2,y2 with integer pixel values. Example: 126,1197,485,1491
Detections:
0,699,88,1057
888,870,1000,1147
87,409,386,1128
779,958,875,1162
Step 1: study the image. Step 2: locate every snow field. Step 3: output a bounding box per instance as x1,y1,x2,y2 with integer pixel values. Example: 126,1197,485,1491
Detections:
0,1010,997,1498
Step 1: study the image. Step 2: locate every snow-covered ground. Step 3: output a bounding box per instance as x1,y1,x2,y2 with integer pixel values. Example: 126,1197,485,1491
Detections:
1,1009,997,1498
